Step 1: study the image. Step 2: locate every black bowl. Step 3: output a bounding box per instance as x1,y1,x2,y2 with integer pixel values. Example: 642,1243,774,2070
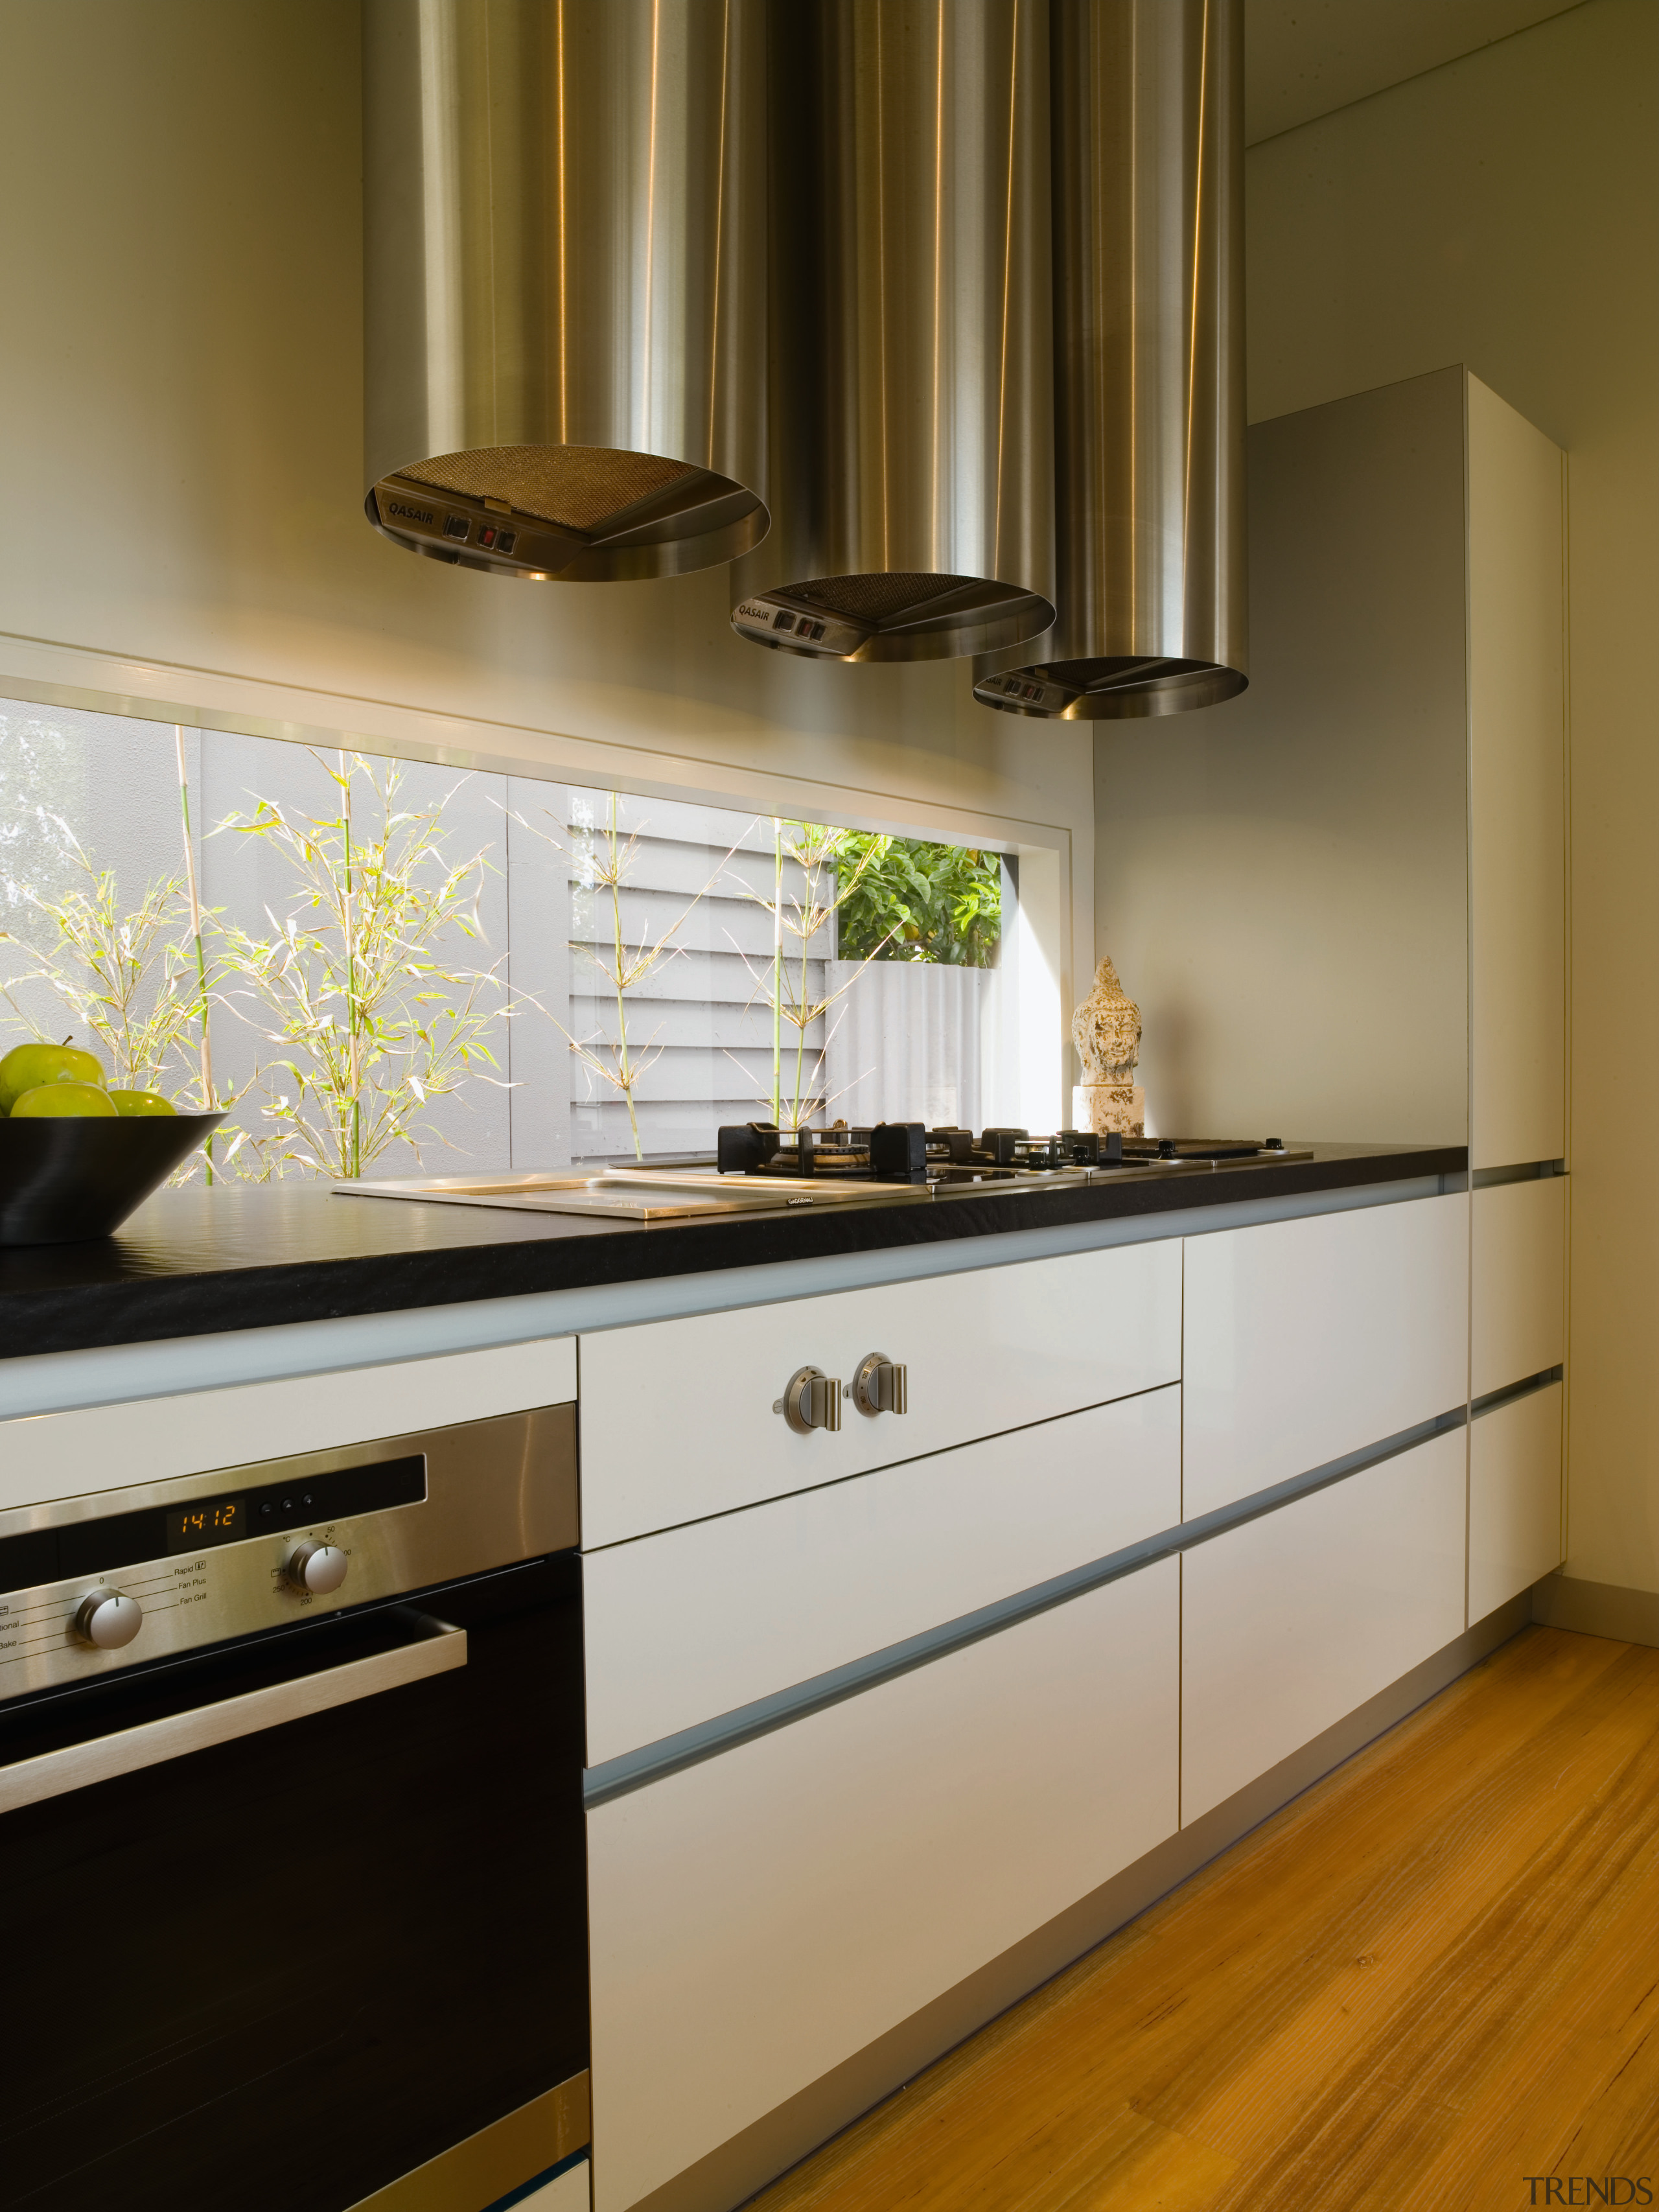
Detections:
0,1112,227,1245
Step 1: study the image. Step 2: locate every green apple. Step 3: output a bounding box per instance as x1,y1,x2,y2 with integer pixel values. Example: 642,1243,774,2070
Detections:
108,1089,178,1117
10,1081,119,1119
0,1039,106,1113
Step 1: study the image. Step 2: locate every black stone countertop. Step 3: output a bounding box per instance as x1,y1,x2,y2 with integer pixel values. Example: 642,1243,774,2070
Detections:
0,1143,1465,1362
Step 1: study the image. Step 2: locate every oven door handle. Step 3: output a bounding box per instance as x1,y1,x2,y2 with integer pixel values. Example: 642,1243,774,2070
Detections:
0,1609,467,1817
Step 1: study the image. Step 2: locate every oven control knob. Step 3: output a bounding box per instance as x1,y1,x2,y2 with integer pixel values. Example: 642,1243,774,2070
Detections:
75,1590,144,1650
285,1541,349,1595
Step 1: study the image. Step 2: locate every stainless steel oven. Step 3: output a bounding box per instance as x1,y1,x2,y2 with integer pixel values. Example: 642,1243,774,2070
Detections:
0,1404,588,2212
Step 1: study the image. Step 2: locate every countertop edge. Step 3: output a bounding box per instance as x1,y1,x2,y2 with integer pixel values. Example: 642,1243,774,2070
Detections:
0,1147,1469,1367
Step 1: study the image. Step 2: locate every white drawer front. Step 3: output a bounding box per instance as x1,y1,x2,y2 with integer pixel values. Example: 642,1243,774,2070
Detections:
0,1337,578,1516
1181,1428,1467,1826
585,1384,1180,1764
1472,1176,1566,1399
1182,1194,1468,1520
578,1240,1181,1546
588,1558,1179,2212
1468,1382,1562,1620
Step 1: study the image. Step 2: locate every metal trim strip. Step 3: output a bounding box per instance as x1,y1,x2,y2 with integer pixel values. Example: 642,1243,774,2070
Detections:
1471,1159,1566,1188
0,1612,466,1816
342,2075,591,2212
1470,1365,1563,1420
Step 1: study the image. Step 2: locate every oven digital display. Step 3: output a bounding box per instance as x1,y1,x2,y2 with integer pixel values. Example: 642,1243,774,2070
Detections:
165,1499,246,1553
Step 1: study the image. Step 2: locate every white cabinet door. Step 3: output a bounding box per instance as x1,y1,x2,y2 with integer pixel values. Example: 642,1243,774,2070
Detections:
1468,1382,1563,1622
1181,1429,1467,1826
1182,1195,1468,1520
1472,1176,1566,1401
585,1384,1180,1764
579,1240,1182,1546
587,1559,1179,2212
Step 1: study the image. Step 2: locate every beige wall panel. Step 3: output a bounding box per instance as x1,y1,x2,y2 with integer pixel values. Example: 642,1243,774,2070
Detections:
1472,1176,1567,1400
1467,375,1568,1170
587,1561,1179,2212
1468,1382,1564,1621
1243,0,1658,1589
1094,370,1468,1147
1244,1,1586,146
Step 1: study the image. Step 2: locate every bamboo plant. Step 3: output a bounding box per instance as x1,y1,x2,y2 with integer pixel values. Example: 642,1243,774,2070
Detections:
216,752,505,1178
734,820,896,1130
0,810,261,1178
174,724,226,1177
1,821,205,1090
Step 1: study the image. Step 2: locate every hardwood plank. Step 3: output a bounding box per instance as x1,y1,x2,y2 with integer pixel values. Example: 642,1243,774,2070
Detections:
748,1629,1659,2212
1196,1653,1659,2207
1165,1646,1659,2174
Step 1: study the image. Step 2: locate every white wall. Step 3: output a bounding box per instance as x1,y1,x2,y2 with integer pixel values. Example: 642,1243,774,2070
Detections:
0,0,1091,1126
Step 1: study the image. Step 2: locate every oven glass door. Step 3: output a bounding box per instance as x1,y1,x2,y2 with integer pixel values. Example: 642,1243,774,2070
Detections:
0,1553,586,2212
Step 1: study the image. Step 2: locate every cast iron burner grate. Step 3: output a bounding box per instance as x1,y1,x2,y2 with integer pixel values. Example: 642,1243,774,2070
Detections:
714,1123,1306,1185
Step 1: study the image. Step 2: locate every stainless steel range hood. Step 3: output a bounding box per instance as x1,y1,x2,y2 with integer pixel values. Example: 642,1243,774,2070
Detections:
975,0,1247,719
361,0,769,583
731,0,1055,664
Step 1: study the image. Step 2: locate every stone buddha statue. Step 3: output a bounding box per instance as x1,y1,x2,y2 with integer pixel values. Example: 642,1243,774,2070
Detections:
1071,957,1146,1136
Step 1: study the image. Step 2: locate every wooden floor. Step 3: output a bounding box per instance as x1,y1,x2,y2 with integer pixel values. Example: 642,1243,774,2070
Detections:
750,1626,1659,2211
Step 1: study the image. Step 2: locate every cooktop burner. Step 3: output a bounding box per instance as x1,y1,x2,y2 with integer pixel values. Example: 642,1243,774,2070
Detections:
714,1121,1310,1186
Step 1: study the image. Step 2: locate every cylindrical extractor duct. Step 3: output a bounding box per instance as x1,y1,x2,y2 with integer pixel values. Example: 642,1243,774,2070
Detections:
974,0,1246,718
731,0,1055,664
362,0,768,582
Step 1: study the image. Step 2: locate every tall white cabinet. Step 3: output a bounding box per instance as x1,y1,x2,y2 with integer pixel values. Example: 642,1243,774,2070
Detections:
1095,363,1570,1634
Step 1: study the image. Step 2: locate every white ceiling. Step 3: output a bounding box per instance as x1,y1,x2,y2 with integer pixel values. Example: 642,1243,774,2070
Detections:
1245,0,1587,143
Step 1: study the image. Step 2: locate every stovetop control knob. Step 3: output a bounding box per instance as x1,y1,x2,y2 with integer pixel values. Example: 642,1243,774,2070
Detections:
285,1541,349,1595
74,1590,144,1650
852,1352,909,1417
778,1366,842,1435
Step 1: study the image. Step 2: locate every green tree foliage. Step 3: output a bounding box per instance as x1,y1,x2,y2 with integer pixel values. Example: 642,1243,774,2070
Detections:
835,835,1002,967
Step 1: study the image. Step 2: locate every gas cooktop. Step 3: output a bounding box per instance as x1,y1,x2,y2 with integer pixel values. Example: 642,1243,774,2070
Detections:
713,1121,1310,1185
336,1123,1313,1223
